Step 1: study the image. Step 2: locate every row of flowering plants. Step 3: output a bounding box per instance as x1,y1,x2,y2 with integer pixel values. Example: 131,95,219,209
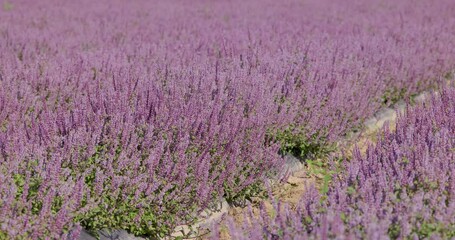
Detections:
1,0,455,238
224,86,455,239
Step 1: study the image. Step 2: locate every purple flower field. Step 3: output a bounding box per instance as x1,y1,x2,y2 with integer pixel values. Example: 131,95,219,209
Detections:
0,0,454,239
226,87,455,240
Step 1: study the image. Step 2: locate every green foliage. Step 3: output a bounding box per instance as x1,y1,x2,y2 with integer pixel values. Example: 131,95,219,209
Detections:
381,87,407,106
266,124,340,198
410,221,455,239
388,223,401,239
306,157,344,195
0,231,8,240
271,125,336,160
224,180,267,207
75,196,176,239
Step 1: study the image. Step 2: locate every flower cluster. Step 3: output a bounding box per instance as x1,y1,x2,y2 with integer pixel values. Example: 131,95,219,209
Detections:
1,0,454,238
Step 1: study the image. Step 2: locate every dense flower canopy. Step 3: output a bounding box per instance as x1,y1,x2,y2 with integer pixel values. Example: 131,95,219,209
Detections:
0,0,454,238
227,87,455,239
